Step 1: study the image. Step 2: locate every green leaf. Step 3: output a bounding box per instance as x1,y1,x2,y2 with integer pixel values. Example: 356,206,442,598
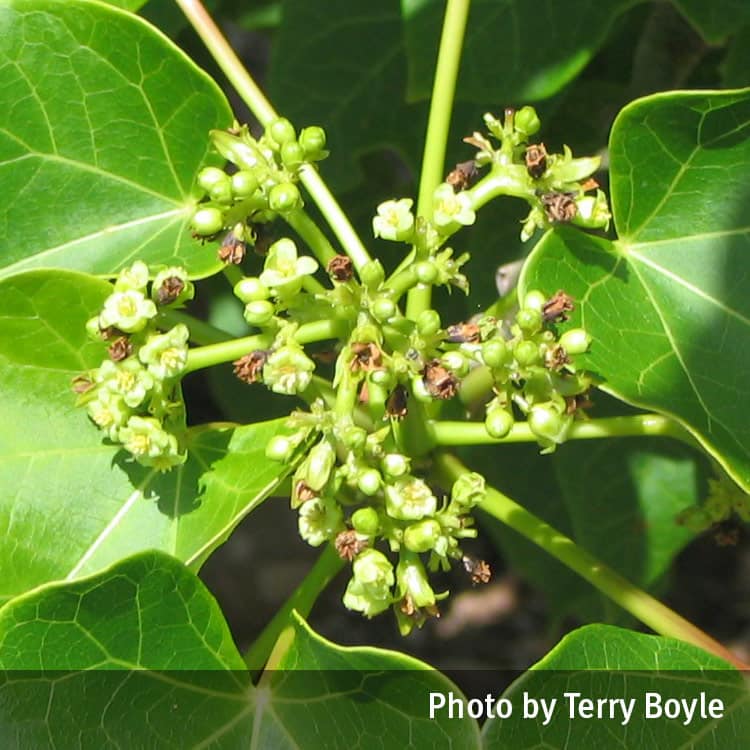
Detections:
268,0,428,191
0,270,293,602
721,24,750,88
521,89,750,491
402,0,639,103
672,0,750,43
0,551,259,746
0,0,231,280
102,0,148,12
265,613,481,750
483,624,748,747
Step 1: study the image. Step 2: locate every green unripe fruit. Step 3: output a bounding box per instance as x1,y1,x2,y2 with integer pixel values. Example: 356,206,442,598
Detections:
370,367,395,389
559,328,591,356
358,468,382,496
281,141,305,169
514,105,541,138
231,170,259,198
268,182,301,212
351,507,379,536
528,404,570,445
208,179,233,204
441,351,470,377
514,339,541,367
190,206,224,236
482,338,510,369
523,289,547,313
266,435,292,462
381,453,410,478
360,259,385,290
414,260,438,285
416,309,441,337
85,315,103,340
234,277,270,303
404,519,441,553
299,126,326,156
243,300,275,326
268,117,296,146
371,296,397,323
485,407,514,439
197,166,229,193
516,307,543,335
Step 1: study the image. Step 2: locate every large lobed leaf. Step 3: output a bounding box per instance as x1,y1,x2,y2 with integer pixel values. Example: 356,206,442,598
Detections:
0,0,231,279
0,269,292,604
521,88,750,490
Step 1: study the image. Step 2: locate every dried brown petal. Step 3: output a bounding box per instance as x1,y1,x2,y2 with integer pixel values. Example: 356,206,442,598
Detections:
385,385,409,420
294,480,318,505
445,322,480,344
71,374,95,395
350,342,382,373
446,160,479,192
423,359,459,400
542,290,575,323
540,192,577,223
462,555,492,585
108,336,133,362
233,350,268,384
327,254,354,282
219,230,247,264
544,344,571,371
155,276,185,306
335,529,367,561
525,143,548,179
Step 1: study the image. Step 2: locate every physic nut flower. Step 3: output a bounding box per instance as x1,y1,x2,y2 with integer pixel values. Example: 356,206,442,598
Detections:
138,324,190,380
384,477,438,521
372,198,415,242
298,496,344,547
432,183,476,229
152,267,194,307
343,549,395,617
259,238,318,298
263,344,316,395
96,359,155,409
86,391,130,441
99,289,157,333
450,472,486,511
571,189,611,231
118,415,185,471
113,261,149,293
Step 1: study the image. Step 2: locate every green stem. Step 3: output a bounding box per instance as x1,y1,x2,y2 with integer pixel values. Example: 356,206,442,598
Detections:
245,544,345,675
222,264,243,289
430,414,693,445
184,318,346,374
383,266,420,299
158,309,232,346
285,207,338,267
435,452,748,670
176,0,372,275
406,0,470,321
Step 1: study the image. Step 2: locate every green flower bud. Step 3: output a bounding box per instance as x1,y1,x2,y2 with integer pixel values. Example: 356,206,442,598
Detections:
230,170,259,198
138,324,189,380
385,477,437,521
523,290,547,313
369,368,395,389
96,359,155,408
514,106,541,138
86,315,103,340
372,199,414,242
528,403,572,451
280,140,305,169
210,130,265,170
381,453,410,478
482,338,511,369
416,309,441,337
516,307,543,335
432,183,476,229
514,339,541,367
208,177,233,204
299,497,343,547
234,276,270,303
190,206,224,236
441,350,470,378
414,261,438,285
197,166,229,194
263,344,315,395
485,407,514,439
370,295,397,323
306,440,336,491
343,549,394,617
243,300,276,327
396,552,436,609
339,424,367,452
403,520,441,553
268,182,302,213
268,117,296,147
299,126,326,157
151,267,194,307
351,507,380,536
358,468,382,496
451,471,486,510
360,259,385,290
559,328,591,356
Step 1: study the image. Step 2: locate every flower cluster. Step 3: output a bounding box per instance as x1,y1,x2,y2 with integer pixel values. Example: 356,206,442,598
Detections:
74,262,193,471
189,117,328,260
677,472,750,541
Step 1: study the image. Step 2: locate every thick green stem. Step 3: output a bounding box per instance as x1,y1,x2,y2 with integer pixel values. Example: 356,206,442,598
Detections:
406,0,471,320
158,309,232,346
184,319,345,374
435,452,747,670
430,414,694,445
285,208,338,267
176,0,372,276
246,543,344,675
